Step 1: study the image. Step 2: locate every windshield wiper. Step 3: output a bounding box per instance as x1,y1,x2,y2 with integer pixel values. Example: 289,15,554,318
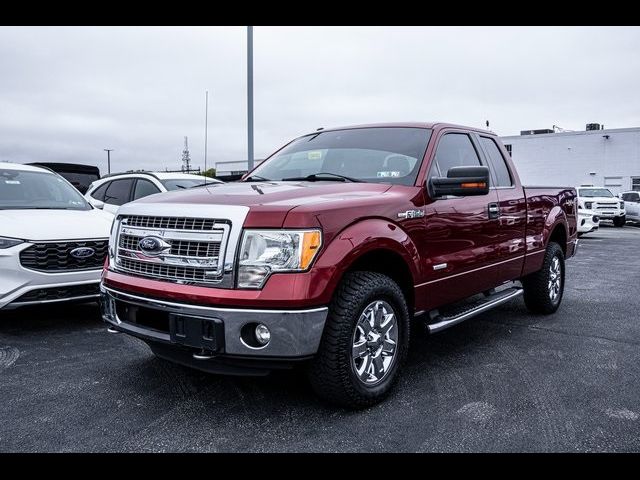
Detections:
281,172,363,183
243,175,271,182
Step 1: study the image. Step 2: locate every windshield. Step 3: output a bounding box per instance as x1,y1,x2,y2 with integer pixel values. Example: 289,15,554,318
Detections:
579,188,614,198
0,169,91,210
248,127,433,186
161,178,207,190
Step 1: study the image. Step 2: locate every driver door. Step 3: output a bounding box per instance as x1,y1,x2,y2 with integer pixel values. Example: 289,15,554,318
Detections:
419,131,501,310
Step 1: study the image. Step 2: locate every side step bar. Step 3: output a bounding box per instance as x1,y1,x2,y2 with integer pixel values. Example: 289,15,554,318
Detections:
426,287,523,334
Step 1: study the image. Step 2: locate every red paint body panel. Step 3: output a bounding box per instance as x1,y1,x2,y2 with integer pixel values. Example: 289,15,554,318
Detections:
106,122,577,314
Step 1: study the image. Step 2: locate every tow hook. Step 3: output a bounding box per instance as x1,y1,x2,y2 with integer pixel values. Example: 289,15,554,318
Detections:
192,349,216,361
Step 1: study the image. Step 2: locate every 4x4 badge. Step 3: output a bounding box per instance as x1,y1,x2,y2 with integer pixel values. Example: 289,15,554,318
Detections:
397,210,425,219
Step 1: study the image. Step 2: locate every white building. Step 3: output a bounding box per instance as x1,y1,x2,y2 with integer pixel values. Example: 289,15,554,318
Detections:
500,125,640,194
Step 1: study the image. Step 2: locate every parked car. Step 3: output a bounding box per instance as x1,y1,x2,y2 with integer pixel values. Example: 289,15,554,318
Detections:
576,190,600,236
577,186,626,227
85,171,222,215
619,191,640,223
27,162,101,194
0,163,112,309
100,122,578,408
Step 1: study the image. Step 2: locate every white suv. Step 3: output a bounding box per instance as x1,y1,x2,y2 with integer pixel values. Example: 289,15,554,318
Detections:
0,163,113,309
620,191,640,223
85,172,222,215
577,186,626,227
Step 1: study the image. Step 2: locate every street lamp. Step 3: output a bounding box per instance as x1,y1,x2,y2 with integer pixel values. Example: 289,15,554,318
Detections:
247,26,254,171
104,149,113,174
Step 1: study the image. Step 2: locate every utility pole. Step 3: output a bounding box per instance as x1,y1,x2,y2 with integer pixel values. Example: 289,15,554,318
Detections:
103,149,113,174
247,25,254,171
204,90,209,184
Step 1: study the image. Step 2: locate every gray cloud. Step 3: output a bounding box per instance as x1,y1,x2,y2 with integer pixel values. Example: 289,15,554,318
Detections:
1,26,639,174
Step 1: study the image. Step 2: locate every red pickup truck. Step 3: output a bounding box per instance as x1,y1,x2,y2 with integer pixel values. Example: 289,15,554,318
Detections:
101,123,578,408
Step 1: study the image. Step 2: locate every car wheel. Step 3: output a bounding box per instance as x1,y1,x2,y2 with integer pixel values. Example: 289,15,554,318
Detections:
613,216,626,227
308,271,410,409
521,241,565,314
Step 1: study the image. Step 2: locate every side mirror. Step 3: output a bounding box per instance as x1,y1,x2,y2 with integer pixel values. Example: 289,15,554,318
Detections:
89,198,105,210
430,166,490,197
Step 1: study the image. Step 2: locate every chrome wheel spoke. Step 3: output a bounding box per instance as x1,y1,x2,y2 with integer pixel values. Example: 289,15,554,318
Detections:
382,338,396,354
379,313,395,335
352,340,368,360
373,302,384,328
358,354,373,382
372,354,385,379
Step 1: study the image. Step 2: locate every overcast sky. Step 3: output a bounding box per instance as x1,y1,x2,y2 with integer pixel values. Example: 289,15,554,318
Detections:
1,26,639,174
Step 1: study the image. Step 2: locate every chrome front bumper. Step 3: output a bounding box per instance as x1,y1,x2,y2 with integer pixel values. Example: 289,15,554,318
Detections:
100,286,328,358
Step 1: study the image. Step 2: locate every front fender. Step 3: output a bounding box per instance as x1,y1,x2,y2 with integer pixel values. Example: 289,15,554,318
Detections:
308,218,420,303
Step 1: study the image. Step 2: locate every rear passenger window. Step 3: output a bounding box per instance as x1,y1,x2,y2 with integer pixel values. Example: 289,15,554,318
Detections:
90,182,109,201
480,137,513,187
104,179,133,205
434,133,481,177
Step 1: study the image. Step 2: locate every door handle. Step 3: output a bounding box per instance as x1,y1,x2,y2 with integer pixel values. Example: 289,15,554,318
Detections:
488,202,500,219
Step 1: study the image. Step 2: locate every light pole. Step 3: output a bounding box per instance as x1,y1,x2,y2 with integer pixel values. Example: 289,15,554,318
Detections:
247,26,254,171
204,90,209,183
104,149,113,174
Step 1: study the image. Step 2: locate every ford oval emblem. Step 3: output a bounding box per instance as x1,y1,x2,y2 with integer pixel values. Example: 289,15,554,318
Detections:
138,236,169,256
70,247,95,259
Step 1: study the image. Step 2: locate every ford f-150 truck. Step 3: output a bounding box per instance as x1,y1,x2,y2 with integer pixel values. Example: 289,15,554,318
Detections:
100,123,578,408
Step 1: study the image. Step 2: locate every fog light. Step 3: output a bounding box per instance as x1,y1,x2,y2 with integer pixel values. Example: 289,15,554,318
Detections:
255,324,271,345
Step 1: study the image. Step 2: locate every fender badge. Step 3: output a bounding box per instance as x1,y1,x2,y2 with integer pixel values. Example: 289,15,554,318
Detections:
397,210,425,219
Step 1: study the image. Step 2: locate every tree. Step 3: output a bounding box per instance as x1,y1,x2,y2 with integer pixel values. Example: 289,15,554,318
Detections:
201,168,216,178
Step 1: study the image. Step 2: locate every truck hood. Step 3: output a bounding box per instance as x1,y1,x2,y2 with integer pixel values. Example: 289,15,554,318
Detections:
133,181,394,211
0,208,113,241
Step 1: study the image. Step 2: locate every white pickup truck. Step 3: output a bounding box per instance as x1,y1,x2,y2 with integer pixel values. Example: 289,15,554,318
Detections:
577,187,626,227
620,191,640,223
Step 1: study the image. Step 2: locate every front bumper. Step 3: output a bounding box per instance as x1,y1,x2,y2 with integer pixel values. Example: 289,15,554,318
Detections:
100,285,328,360
0,243,102,309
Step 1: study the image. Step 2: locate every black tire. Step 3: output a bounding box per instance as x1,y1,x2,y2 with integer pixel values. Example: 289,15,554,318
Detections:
613,216,626,227
521,241,565,314
308,271,410,409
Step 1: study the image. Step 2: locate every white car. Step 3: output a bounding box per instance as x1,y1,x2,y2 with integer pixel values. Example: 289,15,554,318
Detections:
620,191,640,223
84,171,222,215
577,208,600,236
0,163,113,309
577,186,626,227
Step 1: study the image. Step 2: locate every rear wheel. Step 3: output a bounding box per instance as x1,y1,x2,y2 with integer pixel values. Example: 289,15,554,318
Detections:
521,241,565,314
308,271,409,409
613,216,626,227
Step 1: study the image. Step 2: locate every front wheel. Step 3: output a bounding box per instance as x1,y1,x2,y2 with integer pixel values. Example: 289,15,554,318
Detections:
308,271,410,409
613,216,626,227
521,241,565,314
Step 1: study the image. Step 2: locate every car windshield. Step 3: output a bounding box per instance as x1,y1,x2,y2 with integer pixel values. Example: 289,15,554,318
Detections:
161,178,208,190
0,169,91,210
247,127,433,186
579,188,614,198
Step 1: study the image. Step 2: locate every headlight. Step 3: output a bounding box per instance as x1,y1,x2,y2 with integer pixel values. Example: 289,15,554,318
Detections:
237,229,322,288
584,201,593,209
0,237,23,249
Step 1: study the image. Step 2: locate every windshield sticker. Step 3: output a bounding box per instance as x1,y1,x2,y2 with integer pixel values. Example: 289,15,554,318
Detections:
377,171,401,178
4,180,21,184
308,151,323,160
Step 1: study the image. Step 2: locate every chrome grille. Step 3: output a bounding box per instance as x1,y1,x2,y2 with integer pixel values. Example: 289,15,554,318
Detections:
116,258,213,283
119,234,220,258
113,215,229,285
123,215,219,230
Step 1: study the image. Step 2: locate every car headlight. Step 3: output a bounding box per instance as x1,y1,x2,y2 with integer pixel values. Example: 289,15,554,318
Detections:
584,201,593,209
0,237,24,249
237,229,322,289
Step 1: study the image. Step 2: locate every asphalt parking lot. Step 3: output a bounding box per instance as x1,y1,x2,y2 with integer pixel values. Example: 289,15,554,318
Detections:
1,224,639,452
